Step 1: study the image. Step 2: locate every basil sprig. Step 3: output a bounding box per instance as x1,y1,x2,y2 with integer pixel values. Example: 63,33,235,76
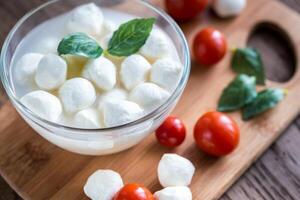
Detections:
107,18,156,56
217,74,285,120
57,18,156,58
242,89,286,120
58,33,103,58
231,48,266,85
217,47,286,120
218,74,257,112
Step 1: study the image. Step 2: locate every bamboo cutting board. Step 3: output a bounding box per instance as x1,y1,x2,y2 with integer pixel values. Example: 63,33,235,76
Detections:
1,0,300,199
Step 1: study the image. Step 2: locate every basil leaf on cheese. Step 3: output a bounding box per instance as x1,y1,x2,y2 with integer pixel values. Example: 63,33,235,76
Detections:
107,18,156,57
58,32,103,58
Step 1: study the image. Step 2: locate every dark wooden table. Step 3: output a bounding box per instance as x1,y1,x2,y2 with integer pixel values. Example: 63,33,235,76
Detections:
1,0,300,199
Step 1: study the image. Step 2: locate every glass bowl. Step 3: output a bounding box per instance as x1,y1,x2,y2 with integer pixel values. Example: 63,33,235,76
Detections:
0,0,190,155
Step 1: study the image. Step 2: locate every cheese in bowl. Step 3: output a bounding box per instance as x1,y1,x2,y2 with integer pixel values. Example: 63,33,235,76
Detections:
1,0,190,155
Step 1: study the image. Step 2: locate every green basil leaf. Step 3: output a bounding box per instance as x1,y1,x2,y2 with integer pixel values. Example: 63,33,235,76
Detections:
231,48,266,85
107,18,156,57
242,88,286,120
218,74,257,112
58,33,103,58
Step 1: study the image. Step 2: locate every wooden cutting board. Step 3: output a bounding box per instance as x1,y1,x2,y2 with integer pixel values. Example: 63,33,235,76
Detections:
1,0,300,199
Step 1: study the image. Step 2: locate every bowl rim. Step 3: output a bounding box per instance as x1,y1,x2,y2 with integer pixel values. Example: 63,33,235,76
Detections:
0,0,191,133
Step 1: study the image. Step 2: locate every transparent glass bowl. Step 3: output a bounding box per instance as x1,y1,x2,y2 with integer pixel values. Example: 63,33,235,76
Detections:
0,0,190,155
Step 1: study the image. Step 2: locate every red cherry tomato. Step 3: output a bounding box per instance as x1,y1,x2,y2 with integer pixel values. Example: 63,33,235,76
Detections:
193,27,227,66
114,183,154,200
156,116,186,148
165,0,208,22
194,111,240,157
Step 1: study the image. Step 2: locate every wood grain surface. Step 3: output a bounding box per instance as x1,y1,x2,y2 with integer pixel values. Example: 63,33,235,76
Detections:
0,0,300,200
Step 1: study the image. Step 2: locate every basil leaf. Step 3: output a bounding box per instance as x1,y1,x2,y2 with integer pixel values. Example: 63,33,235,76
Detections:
218,74,257,112
231,48,266,85
58,33,103,58
108,18,156,56
242,88,286,120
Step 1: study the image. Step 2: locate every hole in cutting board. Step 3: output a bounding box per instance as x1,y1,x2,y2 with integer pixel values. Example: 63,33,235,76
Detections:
247,22,296,82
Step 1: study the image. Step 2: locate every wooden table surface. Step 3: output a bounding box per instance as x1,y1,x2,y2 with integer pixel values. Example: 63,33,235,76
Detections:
1,0,300,199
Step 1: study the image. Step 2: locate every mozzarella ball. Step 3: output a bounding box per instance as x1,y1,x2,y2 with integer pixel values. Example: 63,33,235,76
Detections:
101,89,128,102
140,29,170,60
213,0,247,18
73,108,101,129
14,53,43,83
34,37,60,54
98,89,128,110
67,3,103,35
102,99,143,127
84,170,123,200
99,33,113,50
157,154,195,187
154,187,192,200
100,20,117,37
129,83,170,112
151,58,183,92
98,21,116,48
20,90,62,122
120,54,151,90
35,54,67,90
82,57,116,91
59,78,96,113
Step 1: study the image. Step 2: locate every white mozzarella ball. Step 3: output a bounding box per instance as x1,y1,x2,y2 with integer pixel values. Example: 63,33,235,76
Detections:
14,53,43,83
35,54,67,90
100,21,117,37
213,0,247,18
129,83,170,112
82,57,116,91
59,78,96,113
73,108,101,129
67,3,103,35
120,54,151,90
157,154,195,187
154,187,192,200
84,170,123,200
99,33,113,50
140,29,170,60
151,58,183,92
98,21,116,48
35,37,60,54
102,99,143,127
20,90,62,122
98,89,128,110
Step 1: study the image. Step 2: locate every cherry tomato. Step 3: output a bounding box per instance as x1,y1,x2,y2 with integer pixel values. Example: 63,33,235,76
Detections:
114,183,154,200
193,27,227,66
194,111,240,157
165,0,208,22
156,116,186,148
